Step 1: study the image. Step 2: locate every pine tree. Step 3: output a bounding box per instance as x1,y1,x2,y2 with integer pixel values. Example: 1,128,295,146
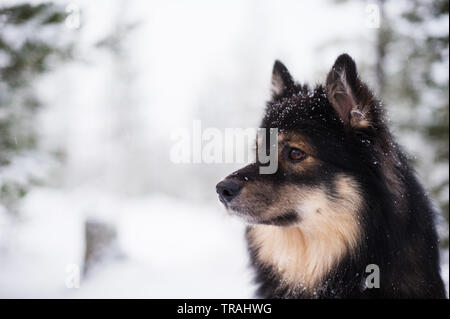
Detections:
382,0,449,246
0,3,73,214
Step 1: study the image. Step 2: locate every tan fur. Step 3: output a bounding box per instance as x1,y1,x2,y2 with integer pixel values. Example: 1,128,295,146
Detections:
277,132,319,174
248,175,363,290
278,132,317,156
350,109,371,129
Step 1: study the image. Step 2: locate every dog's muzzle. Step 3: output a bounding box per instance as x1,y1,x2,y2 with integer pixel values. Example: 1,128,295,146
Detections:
216,179,242,204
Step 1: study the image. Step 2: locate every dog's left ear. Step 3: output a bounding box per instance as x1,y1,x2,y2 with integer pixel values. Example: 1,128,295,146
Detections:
271,60,295,99
326,54,374,129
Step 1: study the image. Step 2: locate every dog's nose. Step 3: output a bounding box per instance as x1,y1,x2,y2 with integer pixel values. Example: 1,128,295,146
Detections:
216,180,242,203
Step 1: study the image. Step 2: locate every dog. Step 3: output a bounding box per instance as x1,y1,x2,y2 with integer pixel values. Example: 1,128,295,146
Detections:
216,54,446,298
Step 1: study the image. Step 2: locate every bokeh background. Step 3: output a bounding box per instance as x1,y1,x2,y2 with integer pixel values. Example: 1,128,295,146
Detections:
0,0,448,298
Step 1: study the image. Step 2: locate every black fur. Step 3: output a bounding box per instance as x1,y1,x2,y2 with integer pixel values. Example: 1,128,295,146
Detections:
218,54,446,298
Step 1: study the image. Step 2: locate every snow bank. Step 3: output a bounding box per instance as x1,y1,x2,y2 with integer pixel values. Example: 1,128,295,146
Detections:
0,187,254,298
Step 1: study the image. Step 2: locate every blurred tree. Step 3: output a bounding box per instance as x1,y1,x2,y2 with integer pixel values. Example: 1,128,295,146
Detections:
381,0,448,246
0,3,73,214
404,1,448,202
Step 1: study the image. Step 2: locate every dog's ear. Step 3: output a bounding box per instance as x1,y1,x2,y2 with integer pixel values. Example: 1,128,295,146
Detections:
326,54,374,129
271,60,295,99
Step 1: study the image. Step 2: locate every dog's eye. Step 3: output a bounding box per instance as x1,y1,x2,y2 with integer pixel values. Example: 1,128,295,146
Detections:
288,148,306,161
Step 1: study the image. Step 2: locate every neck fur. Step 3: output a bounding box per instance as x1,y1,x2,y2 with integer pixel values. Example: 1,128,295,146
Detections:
248,177,363,290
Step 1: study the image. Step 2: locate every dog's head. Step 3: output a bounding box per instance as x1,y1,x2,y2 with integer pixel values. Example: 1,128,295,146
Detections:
217,54,388,228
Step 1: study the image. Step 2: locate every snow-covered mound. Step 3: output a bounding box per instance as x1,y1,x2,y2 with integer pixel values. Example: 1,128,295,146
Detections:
0,187,254,298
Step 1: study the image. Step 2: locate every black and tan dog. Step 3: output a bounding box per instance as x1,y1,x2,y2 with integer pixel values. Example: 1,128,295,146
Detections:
216,54,446,298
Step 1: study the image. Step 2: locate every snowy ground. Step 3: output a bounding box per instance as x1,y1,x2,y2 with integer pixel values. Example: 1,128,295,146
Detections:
0,186,448,298
0,187,255,298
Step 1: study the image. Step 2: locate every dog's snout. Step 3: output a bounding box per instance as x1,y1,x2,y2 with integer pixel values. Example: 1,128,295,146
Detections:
216,180,242,203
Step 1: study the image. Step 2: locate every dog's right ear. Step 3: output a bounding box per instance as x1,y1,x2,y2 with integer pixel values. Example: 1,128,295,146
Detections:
271,60,295,100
